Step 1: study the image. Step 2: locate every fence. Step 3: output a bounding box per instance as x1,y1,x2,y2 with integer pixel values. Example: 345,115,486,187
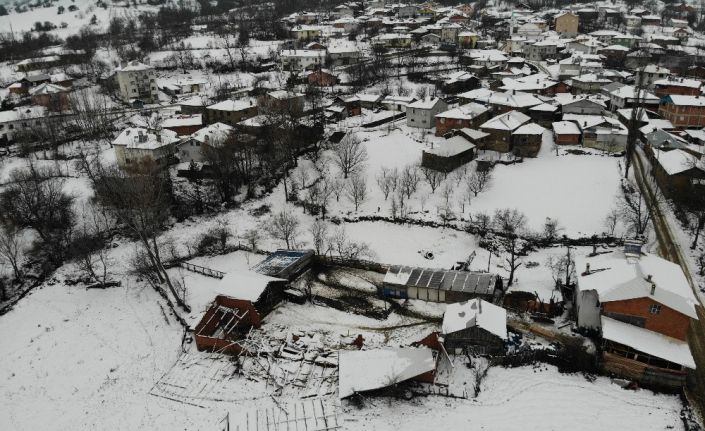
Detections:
179,261,225,279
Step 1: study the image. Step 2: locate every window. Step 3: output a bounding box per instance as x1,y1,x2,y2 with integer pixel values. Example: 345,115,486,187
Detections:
649,304,661,315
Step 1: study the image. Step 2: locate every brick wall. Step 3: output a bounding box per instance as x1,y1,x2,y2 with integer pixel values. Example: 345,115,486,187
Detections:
658,103,705,127
602,297,690,340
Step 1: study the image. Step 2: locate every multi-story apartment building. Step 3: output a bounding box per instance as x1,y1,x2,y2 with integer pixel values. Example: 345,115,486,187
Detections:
115,61,158,104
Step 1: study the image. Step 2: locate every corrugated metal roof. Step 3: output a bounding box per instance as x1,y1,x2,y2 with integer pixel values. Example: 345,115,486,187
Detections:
386,265,497,293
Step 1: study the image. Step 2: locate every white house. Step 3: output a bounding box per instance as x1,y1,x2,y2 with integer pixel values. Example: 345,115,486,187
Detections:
407,97,449,129
178,122,234,163
112,127,180,170
280,49,327,71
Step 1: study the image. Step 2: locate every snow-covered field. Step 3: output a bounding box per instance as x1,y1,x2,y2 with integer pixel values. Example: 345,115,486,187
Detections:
0,0,159,39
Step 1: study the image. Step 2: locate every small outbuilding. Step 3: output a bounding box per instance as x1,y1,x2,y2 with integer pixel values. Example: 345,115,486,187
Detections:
422,135,476,172
441,299,508,355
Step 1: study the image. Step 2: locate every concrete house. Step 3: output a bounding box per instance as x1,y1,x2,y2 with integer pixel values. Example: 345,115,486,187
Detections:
178,122,233,163
112,127,181,171
555,12,579,36
280,49,327,71
206,98,258,126
115,61,158,104
407,97,449,129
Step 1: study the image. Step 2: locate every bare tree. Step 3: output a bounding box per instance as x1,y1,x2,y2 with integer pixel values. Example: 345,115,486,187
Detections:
604,208,619,236
0,224,24,280
400,164,420,199
0,161,75,260
346,174,368,212
331,226,375,260
73,204,115,287
619,186,651,236
242,228,260,251
78,155,188,311
421,167,444,193
333,133,368,179
310,219,329,255
542,217,563,242
492,208,528,287
466,168,492,197
267,209,300,249
376,166,398,200
546,247,575,288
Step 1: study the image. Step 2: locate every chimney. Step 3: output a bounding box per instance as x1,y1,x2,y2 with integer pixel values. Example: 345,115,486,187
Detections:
478,299,482,314
650,282,656,295
585,262,590,274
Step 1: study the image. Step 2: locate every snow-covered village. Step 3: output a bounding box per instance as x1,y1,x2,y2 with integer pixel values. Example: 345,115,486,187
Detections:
4,0,705,429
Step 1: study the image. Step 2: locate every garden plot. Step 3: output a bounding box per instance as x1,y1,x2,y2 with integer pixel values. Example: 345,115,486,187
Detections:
312,126,622,238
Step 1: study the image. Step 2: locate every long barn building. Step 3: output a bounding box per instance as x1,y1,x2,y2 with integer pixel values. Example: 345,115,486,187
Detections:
382,266,504,303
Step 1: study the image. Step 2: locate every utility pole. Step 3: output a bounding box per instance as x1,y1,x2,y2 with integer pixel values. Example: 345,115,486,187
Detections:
624,65,647,179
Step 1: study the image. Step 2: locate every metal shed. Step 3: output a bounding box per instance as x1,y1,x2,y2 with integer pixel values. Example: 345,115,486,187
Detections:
382,266,503,303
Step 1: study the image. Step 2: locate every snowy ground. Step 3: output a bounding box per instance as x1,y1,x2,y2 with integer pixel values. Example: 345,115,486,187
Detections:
344,364,684,431
0,277,685,431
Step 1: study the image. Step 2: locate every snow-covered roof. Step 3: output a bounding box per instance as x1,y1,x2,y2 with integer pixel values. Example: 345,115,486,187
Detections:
575,250,698,319
639,119,674,135
480,110,531,131
530,103,558,112
218,270,285,302
280,49,327,58
459,128,490,140
442,299,507,339
601,316,695,369
552,120,581,135
425,135,475,157
190,122,233,145
655,78,701,90
29,83,68,95
458,87,494,102
663,95,705,107
268,90,304,100
652,148,701,176
435,102,488,120
500,73,558,92
162,114,202,129
513,123,546,135
610,85,659,101
208,98,256,111
116,61,153,72
113,127,180,150
408,97,444,110
489,91,542,108
338,347,435,398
